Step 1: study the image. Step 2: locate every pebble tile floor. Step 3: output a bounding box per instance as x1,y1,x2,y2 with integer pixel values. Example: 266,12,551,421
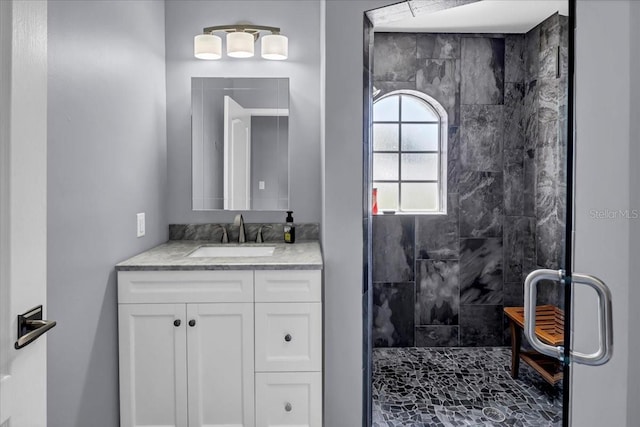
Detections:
372,347,563,427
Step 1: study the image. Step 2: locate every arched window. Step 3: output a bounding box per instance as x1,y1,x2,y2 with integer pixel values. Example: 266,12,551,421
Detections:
372,90,448,214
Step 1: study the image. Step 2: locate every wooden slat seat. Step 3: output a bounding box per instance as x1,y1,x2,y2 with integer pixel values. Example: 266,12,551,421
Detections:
504,305,564,385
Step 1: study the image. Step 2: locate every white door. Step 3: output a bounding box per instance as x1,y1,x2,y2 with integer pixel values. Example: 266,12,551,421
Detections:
223,96,251,210
0,0,48,426
187,303,254,427
118,304,188,427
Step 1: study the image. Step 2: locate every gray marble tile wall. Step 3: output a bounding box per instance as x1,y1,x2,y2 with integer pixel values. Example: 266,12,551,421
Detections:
169,223,319,243
526,13,569,307
372,16,567,349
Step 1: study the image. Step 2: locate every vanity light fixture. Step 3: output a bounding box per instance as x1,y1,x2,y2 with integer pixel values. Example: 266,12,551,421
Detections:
194,24,288,60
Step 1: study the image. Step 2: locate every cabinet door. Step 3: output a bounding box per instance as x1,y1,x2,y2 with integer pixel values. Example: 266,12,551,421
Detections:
119,303,188,427
255,303,322,372
187,303,255,427
255,372,322,427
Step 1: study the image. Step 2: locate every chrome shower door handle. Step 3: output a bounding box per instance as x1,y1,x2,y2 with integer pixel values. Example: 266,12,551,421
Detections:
523,269,566,361
570,272,613,366
523,269,614,366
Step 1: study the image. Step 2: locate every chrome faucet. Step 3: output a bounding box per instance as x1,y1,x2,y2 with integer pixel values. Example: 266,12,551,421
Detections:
234,214,246,243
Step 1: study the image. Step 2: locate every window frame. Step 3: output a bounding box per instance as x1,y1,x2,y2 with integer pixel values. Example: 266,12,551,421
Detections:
372,90,448,215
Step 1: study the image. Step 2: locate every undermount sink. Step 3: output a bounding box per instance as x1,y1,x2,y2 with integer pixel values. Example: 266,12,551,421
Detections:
187,245,276,258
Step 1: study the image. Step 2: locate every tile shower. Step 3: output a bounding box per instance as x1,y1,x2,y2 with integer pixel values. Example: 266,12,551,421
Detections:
371,13,568,349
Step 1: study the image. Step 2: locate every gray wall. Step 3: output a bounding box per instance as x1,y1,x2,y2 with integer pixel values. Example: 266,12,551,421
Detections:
47,1,168,426
324,2,395,426
628,1,640,423
166,0,321,223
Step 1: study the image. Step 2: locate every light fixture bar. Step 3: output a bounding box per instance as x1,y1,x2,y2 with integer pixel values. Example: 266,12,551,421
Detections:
202,24,281,36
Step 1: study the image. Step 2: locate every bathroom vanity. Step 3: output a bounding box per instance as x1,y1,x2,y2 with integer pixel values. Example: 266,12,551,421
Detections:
115,241,323,427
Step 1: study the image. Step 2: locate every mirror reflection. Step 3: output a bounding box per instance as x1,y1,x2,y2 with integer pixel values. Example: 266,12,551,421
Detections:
192,77,289,210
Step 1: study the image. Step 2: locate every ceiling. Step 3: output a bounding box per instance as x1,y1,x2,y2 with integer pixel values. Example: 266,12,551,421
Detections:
371,0,569,33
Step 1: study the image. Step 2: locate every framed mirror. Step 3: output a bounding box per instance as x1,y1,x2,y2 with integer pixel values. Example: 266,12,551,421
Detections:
191,77,289,211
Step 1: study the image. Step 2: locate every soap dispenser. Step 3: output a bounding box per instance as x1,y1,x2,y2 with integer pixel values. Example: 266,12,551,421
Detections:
284,211,295,244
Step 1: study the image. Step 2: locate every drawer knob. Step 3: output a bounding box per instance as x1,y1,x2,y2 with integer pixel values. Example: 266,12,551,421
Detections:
284,334,292,342
174,319,181,327
189,319,196,327
284,402,292,412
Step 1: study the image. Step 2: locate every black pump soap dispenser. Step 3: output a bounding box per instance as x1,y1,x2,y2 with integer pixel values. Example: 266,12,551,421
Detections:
284,211,295,244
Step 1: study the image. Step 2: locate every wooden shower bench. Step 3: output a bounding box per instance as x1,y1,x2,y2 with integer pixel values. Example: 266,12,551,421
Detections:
504,305,564,385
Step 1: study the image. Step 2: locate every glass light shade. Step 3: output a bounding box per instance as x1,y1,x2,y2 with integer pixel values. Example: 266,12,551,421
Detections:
261,34,288,60
227,32,254,58
194,34,222,60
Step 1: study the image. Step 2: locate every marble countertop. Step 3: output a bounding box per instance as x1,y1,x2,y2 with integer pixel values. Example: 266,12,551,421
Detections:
116,240,323,271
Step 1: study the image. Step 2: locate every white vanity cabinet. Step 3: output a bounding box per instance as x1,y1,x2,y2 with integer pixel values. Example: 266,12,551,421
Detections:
117,268,322,427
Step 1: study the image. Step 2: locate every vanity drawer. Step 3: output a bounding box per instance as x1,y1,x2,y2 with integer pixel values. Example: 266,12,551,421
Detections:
255,372,322,427
118,270,254,304
255,303,322,372
254,270,321,303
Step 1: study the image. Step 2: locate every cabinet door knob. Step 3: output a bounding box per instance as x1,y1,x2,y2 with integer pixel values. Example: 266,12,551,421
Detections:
284,334,292,342
174,319,181,327
284,402,292,412
189,319,196,327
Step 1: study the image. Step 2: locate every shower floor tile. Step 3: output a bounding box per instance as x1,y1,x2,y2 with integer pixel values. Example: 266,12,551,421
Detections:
372,347,562,427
